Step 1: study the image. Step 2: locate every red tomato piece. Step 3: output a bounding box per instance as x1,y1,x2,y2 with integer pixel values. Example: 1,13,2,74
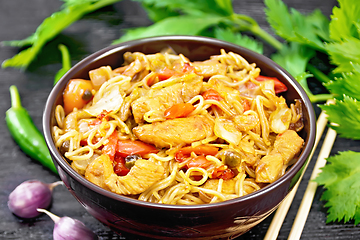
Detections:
157,67,178,80
187,156,213,169
243,99,251,112
164,103,195,119
182,62,195,73
211,165,235,180
63,79,94,115
219,168,235,180
116,140,158,158
102,131,118,160
202,89,223,101
175,145,219,162
89,119,102,126
113,154,130,176
256,75,288,94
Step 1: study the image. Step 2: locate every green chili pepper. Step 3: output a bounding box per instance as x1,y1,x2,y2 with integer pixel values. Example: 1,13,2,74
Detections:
54,44,71,85
6,85,58,174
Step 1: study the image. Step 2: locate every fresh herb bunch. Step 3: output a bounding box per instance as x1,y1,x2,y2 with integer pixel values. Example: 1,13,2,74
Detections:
1,0,122,69
2,0,360,225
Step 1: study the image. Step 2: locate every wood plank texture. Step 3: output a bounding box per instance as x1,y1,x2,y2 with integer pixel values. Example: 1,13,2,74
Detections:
1,0,359,239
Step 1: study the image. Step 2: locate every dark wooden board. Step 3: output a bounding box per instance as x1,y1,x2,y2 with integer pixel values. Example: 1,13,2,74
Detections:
1,0,359,239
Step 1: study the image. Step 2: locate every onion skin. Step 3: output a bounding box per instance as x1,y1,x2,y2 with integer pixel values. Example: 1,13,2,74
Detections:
8,180,52,218
54,216,98,240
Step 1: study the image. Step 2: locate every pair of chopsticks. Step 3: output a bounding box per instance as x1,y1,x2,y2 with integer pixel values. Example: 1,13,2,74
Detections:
264,99,336,240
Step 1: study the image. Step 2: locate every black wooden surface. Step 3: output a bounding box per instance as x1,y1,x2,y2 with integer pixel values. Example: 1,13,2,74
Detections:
1,0,359,239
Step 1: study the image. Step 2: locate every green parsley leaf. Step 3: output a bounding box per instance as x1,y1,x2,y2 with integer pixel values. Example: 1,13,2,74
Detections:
264,0,330,52
2,0,121,69
134,0,233,17
326,0,360,73
271,42,314,79
214,28,263,54
269,42,334,102
329,0,360,41
113,15,226,44
326,38,360,73
320,96,360,140
324,63,360,100
140,3,180,22
314,151,360,224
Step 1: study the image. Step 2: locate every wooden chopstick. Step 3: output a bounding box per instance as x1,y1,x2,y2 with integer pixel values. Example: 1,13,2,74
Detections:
287,126,337,239
264,100,333,240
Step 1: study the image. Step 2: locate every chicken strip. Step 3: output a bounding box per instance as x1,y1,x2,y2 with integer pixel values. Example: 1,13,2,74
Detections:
131,74,202,123
132,115,214,148
272,129,304,165
255,153,284,183
85,155,164,195
193,59,227,78
255,130,304,183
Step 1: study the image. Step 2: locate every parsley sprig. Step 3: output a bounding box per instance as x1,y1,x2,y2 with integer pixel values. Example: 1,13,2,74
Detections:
1,0,122,69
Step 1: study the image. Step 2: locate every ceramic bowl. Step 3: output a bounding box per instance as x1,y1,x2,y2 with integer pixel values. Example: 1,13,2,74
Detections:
43,35,316,239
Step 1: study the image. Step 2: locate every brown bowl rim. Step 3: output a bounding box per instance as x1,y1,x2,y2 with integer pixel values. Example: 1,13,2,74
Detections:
43,35,316,211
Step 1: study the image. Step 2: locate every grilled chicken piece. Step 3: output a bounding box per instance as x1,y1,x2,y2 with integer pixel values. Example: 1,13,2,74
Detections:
132,115,214,148
233,112,259,132
85,155,164,195
272,130,304,165
131,74,203,123
255,130,304,183
193,60,227,78
85,154,113,191
255,153,284,183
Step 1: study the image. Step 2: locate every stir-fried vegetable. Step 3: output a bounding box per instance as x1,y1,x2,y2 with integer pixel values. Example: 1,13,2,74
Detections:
63,79,94,115
256,75,288,94
175,145,219,162
164,103,195,119
116,140,159,158
202,89,223,101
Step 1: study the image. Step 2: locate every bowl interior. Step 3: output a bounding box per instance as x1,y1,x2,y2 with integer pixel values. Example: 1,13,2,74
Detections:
44,35,315,209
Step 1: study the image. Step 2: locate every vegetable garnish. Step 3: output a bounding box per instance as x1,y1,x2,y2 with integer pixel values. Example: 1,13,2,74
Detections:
37,208,98,240
255,75,287,94
54,44,72,85
164,103,195,119
1,0,122,69
8,180,63,218
5,86,58,174
314,151,360,225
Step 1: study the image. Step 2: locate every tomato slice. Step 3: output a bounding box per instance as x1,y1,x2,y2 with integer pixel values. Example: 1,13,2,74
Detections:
157,63,194,81
157,67,178,80
219,168,235,180
212,165,235,180
63,79,94,114
164,103,195,119
187,156,213,169
102,131,118,160
243,99,251,111
202,89,223,101
175,145,219,162
182,62,195,73
116,140,158,158
255,75,288,94
113,154,130,176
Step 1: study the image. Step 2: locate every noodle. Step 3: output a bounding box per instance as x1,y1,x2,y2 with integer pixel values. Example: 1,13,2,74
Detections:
53,49,305,205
